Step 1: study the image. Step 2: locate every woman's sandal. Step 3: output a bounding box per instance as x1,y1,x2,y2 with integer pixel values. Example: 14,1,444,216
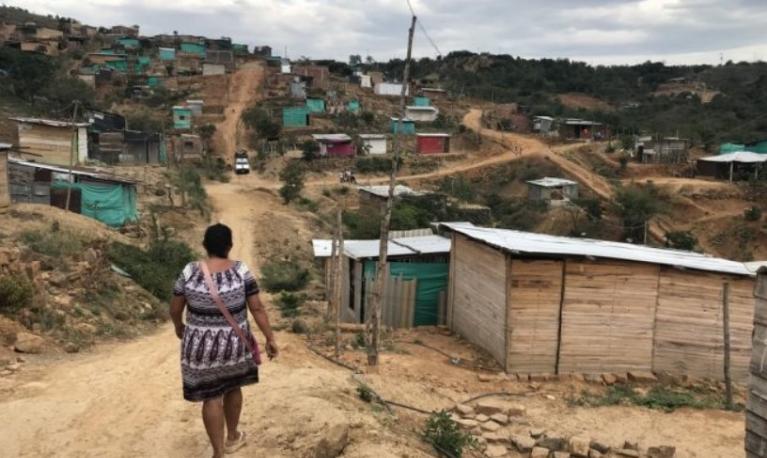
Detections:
225,431,247,454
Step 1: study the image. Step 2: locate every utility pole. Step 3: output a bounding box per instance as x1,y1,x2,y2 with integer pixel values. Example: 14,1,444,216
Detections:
65,101,81,212
334,207,344,358
367,14,416,367
723,282,733,410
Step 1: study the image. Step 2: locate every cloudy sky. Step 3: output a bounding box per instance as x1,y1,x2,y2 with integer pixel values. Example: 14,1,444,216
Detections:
6,0,767,65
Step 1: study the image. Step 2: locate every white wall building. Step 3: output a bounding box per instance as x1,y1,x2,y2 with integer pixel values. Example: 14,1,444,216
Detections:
359,134,387,155
374,82,409,97
405,106,439,122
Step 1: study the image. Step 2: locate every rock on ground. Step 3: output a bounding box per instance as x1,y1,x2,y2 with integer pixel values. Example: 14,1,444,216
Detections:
647,445,676,458
14,332,44,354
307,423,349,458
569,436,591,457
485,444,508,457
511,434,536,453
455,404,474,416
531,447,550,458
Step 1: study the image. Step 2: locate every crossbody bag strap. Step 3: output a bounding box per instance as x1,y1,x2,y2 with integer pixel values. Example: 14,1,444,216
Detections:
199,261,255,355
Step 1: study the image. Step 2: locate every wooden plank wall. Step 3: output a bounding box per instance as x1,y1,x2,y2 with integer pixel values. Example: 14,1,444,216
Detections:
506,259,563,373
559,260,658,374
451,234,507,365
654,268,753,382
18,124,72,166
748,273,767,458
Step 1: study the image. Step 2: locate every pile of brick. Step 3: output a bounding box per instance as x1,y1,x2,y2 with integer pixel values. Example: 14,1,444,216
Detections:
451,398,675,458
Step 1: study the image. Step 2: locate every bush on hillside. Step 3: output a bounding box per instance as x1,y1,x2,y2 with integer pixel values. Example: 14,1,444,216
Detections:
242,106,281,140
665,230,698,251
107,239,195,301
21,227,84,258
614,184,666,243
355,156,401,174
0,275,34,313
745,206,762,222
260,260,309,292
423,410,478,458
276,291,305,318
279,161,306,203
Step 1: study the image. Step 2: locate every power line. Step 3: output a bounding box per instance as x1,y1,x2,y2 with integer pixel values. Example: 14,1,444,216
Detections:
405,0,442,57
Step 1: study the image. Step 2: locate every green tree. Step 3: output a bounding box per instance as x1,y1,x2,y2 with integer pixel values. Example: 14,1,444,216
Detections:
301,140,320,161
279,161,305,203
127,107,167,132
614,184,665,243
349,54,362,66
665,231,698,251
242,106,281,140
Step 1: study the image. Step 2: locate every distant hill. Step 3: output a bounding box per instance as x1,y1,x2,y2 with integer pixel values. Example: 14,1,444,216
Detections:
0,5,73,29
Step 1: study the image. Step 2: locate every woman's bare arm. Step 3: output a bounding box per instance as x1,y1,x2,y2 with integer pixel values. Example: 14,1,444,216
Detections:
170,295,187,339
246,293,278,358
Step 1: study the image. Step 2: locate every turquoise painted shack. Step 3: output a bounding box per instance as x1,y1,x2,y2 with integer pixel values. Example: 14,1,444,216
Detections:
283,107,310,128
147,76,163,88
105,58,128,73
306,98,326,114
117,37,140,49
390,117,416,135
180,42,206,57
347,100,360,113
135,56,151,74
413,96,431,107
172,106,193,130
159,47,176,61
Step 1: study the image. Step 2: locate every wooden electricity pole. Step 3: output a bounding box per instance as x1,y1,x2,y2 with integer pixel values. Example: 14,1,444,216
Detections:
65,101,81,212
367,14,417,367
334,207,344,358
722,282,733,409
327,213,340,322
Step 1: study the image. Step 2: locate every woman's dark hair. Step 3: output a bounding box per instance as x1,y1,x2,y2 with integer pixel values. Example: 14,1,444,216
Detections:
203,223,233,258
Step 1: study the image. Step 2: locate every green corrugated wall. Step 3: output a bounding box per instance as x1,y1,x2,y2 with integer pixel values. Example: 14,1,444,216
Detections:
283,107,309,127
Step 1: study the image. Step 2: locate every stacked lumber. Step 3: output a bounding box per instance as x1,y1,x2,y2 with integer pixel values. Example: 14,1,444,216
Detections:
747,272,767,457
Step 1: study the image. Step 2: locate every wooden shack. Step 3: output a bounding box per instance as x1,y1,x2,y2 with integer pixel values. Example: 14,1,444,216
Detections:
748,270,767,457
312,234,451,327
441,223,755,381
10,117,89,166
526,177,579,204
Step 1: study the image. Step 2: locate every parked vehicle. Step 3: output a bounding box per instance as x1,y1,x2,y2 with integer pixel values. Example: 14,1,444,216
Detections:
339,169,356,183
234,150,250,175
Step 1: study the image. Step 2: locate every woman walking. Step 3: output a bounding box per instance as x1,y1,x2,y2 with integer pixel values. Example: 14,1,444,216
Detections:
170,223,278,457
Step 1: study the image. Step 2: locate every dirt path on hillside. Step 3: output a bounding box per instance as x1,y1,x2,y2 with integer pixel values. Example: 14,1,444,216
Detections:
212,62,264,162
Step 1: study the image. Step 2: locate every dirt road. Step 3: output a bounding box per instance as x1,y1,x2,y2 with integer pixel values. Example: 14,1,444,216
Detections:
212,62,264,162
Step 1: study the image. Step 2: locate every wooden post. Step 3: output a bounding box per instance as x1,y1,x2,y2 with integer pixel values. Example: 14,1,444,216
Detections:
65,101,81,212
729,161,734,182
367,14,416,367
335,208,344,358
327,211,339,321
722,282,733,410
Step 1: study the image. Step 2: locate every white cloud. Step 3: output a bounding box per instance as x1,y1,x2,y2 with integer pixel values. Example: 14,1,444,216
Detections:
4,0,767,64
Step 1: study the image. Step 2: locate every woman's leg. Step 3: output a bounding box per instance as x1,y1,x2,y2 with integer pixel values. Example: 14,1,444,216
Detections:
202,397,226,458
223,387,243,441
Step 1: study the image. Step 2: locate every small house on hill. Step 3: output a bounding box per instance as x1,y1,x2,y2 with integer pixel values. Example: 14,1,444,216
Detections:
159,47,175,61
635,136,689,164
359,134,387,155
7,158,138,227
416,133,450,155
306,98,326,114
527,177,579,204
202,63,226,76
559,119,606,140
420,87,447,100
172,106,193,130
358,185,423,211
390,117,415,135
719,140,767,155
439,222,754,381
532,116,555,135
312,234,452,326
10,117,89,167
413,96,430,107
312,134,355,157
293,64,330,90
697,151,767,181
405,106,439,122
375,82,410,97
168,133,203,163
282,107,310,128
179,41,206,57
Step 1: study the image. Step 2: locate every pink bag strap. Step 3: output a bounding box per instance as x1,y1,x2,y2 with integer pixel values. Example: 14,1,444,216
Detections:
199,261,258,362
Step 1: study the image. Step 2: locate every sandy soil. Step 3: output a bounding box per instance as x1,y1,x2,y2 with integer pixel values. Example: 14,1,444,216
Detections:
212,62,264,163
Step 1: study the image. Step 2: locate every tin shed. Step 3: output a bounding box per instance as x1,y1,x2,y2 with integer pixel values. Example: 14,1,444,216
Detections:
390,117,415,135
312,134,355,157
180,42,206,57
413,96,431,107
159,47,175,61
416,133,450,154
306,98,326,114
172,106,193,129
405,106,439,122
359,134,387,155
282,107,310,128
11,117,89,166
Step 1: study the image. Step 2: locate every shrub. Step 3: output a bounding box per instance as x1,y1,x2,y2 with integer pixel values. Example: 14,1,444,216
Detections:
21,227,84,257
614,184,666,243
260,260,309,292
665,230,698,251
357,383,375,403
279,161,306,203
423,410,478,458
745,206,762,222
0,275,34,313
301,140,320,161
355,156,400,174
343,209,382,239
107,239,195,301
573,198,603,221
571,384,722,412
242,106,281,140
438,176,475,202
276,291,305,317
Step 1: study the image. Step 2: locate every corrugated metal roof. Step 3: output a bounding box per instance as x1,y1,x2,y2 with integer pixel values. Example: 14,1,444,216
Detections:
406,106,438,112
9,117,89,128
8,158,139,185
441,223,751,276
358,185,422,198
313,235,451,260
0,143,12,150
416,133,450,138
699,151,767,163
359,134,386,140
312,134,351,142
527,177,578,187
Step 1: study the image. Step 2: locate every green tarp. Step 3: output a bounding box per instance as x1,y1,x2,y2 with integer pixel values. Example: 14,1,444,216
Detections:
364,261,449,326
720,141,767,154
306,98,325,113
413,96,431,107
283,107,310,127
52,181,137,227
